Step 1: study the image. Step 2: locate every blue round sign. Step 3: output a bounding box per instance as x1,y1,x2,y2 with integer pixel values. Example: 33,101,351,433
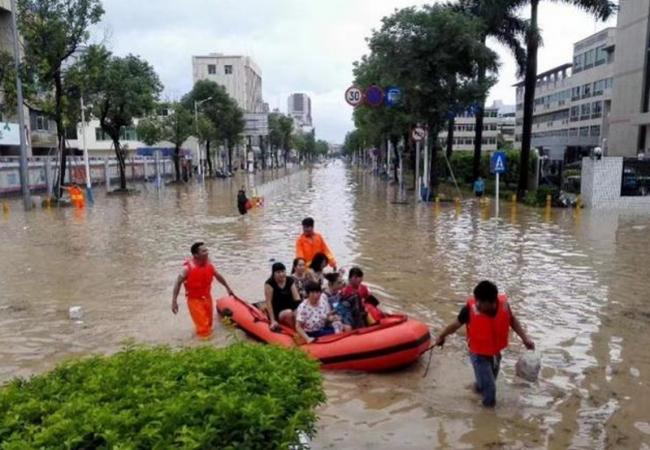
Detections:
385,86,402,107
365,85,384,107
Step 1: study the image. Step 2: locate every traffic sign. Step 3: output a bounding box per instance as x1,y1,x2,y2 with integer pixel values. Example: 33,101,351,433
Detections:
365,85,384,107
491,151,507,174
385,86,402,107
345,86,363,107
411,127,426,142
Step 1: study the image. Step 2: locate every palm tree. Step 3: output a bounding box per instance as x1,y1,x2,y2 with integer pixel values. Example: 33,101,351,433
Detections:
452,0,528,182
516,0,615,199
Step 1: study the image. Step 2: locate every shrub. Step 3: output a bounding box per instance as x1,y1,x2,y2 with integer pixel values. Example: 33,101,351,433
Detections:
523,186,559,207
0,343,325,450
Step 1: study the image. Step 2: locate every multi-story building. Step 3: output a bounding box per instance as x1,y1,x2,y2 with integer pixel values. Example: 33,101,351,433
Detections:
514,28,616,162
192,53,265,113
438,105,500,152
287,93,312,128
608,0,650,156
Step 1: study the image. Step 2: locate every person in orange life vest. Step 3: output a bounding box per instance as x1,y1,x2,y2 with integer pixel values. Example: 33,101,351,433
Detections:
434,281,535,407
295,217,337,270
340,267,385,325
67,184,85,208
171,242,235,338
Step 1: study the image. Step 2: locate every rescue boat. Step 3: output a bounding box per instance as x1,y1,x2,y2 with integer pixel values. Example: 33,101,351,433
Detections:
216,296,431,372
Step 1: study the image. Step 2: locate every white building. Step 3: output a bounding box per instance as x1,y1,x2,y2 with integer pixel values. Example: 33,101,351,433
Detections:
514,28,616,162
192,53,264,113
287,93,312,128
438,105,500,152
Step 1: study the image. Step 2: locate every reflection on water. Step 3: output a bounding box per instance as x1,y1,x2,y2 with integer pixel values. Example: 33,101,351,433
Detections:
1,162,649,449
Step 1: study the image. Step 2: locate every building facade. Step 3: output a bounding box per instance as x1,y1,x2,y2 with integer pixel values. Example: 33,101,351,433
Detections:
514,28,616,163
438,104,501,153
287,93,312,128
608,0,650,156
192,53,264,113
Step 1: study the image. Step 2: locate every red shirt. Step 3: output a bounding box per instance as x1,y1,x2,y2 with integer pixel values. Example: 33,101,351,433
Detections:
341,283,370,301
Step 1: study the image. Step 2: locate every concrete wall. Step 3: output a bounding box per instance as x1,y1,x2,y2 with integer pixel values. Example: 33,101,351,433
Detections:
608,0,650,156
581,156,650,210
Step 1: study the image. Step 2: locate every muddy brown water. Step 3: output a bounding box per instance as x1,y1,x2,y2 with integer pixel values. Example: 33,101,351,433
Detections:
1,162,649,449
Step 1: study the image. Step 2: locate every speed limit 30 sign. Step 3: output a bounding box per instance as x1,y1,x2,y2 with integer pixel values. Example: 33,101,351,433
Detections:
345,86,363,107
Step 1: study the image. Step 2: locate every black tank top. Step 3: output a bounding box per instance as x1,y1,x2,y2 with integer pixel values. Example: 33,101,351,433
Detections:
266,276,297,317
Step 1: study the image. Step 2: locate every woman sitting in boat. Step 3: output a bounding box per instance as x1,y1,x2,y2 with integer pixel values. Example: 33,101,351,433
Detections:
264,262,302,331
291,257,308,299
306,252,329,289
324,272,356,331
296,281,344,343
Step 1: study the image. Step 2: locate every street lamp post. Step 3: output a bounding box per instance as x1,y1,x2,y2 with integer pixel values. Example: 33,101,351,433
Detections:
194,97,213,181
9,0,31,210
80,95,94,203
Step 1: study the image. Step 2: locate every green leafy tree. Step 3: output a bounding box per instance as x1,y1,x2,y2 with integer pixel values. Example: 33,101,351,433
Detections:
17,0,104,194
181,80,243,175
136,116,163,147
365,5,498,191
70,46,162,190
163,103,194,182
279,115,294,166
315,140,329,157
515,0,614,199
196,114,218,174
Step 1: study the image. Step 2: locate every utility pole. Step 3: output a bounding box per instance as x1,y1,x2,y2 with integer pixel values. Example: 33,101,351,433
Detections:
80,95,94,203
194,97,213,181
10,0,31,210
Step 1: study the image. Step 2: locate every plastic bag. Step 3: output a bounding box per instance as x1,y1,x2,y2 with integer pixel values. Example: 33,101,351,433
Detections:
515,351,541,382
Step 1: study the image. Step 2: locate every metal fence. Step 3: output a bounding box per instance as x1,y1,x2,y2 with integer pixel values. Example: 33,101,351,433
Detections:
621,158,650,196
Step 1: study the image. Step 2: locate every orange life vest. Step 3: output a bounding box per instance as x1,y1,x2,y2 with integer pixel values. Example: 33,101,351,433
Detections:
68,186,85,208
466,294,511,356
183,258,216,299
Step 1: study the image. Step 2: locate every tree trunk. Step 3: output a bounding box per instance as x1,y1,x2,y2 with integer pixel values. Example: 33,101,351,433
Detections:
446,117,455,160
518,0,539,200
391,136,400,182
54,71,66,197
227,143,233,174
205,140,212,176
429,123,440,193
473,37,488,183
260,137,267,170
173,146,181,182
113,138,127,190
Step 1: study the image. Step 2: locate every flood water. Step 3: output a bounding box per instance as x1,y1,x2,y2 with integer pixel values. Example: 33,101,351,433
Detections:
1,162,650,449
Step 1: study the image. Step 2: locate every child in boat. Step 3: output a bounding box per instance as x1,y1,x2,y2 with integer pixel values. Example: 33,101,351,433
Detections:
340,267,386,326
434,281,535,407
323,273,352,332
296,281,343,343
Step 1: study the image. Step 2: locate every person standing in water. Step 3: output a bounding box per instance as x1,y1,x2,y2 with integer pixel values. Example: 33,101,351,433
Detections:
172,242,235,339
473,176,486,199
434,281,535,407
295,217,337,270
237,186,249,215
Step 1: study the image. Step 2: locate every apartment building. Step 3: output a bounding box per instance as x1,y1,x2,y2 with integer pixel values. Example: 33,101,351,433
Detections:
514,28,616,162
192,53,265,113
287,93,312,129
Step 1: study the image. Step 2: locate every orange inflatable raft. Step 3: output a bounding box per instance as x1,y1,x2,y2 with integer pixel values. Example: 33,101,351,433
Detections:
217,296,431,372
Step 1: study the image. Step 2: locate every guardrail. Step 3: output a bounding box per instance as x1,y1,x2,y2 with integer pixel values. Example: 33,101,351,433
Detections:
0,156,175,196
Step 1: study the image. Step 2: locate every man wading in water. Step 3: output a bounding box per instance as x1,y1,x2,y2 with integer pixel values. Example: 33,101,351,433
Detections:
172,242,235,338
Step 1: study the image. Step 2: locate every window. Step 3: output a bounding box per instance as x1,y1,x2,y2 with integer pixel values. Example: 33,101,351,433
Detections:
35,115,49,131
572,86,581,101
592,101,603,118
584,49,595,69
605,78,614,90
590,125,601,137
569,128,578,137
593,80,604,96
581,103,591,119
207,64,216,75
573,54,583,73
570,106,580,121
121,127,138,141
95,128,109,141
582,83,591,98
64,127,78,140
224,65,233,75
579,127,589,137
595,46,607,66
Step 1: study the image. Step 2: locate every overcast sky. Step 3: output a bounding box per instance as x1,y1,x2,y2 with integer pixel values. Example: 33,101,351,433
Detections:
94,0,617,143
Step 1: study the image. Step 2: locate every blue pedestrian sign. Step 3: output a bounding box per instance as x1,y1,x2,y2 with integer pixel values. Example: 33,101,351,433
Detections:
491,151,507,174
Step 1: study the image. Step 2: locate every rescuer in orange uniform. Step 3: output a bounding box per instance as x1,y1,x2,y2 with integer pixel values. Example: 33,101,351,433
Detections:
434,281,535,407
295,217,337,270
66,184,85,208
172,242,235,338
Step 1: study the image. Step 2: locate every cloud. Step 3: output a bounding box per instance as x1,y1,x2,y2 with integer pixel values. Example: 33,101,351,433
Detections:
93,0,617,143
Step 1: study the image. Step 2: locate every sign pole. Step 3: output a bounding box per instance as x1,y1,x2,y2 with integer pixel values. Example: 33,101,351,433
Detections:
495,172,500,217
415,140,421,201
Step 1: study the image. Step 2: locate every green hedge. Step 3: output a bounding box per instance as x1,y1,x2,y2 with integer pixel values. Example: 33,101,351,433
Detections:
0,344,325,450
